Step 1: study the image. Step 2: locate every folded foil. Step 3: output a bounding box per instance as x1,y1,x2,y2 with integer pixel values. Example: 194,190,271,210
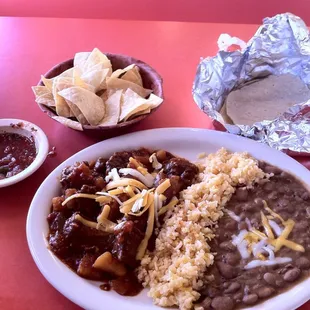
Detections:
193,13,310,155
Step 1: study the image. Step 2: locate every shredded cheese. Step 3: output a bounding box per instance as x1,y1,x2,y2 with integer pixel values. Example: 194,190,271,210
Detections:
129,157,144,168
158,197,179,216
155,179,171,194
137,166,149,175
108,188,124,196
159,194,167,202
261,211,275,239
226,210,241,222
75,214,97,229
105,168,121,183
245,257,292,269
97,205,110,223
95,196,111,205
269,220,283,236
129,192,154,217
62,194,98,206
124,185,135,197
75,214,116,233
149,153,162,170
136,199,155,260
106,178,147,190
95,192,124,206
119,168,154,188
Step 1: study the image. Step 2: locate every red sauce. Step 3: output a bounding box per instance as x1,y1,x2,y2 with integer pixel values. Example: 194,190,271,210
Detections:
0,132,36,179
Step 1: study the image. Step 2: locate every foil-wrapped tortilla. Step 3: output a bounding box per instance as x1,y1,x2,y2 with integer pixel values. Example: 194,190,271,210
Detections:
193,13,310,155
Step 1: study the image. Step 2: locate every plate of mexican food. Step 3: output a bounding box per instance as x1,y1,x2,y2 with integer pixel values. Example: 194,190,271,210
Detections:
26,128,310,310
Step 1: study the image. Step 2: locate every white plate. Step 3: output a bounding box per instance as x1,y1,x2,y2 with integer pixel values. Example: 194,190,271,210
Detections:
26,128,310,310
0,118,49,188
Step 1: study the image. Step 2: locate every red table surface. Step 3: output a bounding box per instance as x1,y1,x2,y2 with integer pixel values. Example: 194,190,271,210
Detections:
0,17,309,310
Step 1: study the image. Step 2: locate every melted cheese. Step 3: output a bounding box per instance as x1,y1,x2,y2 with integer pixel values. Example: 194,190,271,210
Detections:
155,179,171,195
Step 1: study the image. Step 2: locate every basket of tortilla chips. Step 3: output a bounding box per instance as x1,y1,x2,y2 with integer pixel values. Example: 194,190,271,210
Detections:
32,48,163,132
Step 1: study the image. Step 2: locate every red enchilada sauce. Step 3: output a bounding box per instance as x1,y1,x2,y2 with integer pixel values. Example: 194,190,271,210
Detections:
0,132,36,179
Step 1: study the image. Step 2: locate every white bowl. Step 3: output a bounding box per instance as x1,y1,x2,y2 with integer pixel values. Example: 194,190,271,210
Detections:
26,128,310,310
0,119,49,188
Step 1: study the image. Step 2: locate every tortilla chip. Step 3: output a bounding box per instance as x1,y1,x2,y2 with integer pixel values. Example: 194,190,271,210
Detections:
74,52,90,69
106,77,152,98
121,69,143,87
58,87,105,126
99,90,122,126
81,65,110,92
66,100,88,125
58,67,76,78
119,89,151,121
32,86,51,97
134,108,151,117
110,64,135,79
41,76,53,91
82,48,112,75
35,92,55,107
52,116,83,131
52,77,74,117
144,93,163,109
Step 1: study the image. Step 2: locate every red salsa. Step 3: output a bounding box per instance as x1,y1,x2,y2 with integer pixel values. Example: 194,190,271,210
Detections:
0,132,36,179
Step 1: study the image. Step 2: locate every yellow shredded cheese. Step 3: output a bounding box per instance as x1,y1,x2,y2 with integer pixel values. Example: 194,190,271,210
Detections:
263,200,285,224
124,185,135,197
106,178,147,190
120,193,142,213
62,193,98,206
75,214,97,229
137,166,149,176
136,199,155,260
261,211,275,239
129,157,144,168
129,192,154,217
159,194,167,202
108,188,124,196
155,179,171,195
96,196,112,204
158,197,178,216
97,205,110,223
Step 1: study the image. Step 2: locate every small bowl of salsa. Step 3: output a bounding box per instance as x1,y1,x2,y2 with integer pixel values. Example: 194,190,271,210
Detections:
0,119,49,188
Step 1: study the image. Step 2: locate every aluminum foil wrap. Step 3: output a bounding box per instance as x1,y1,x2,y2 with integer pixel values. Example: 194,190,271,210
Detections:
193,13,310,155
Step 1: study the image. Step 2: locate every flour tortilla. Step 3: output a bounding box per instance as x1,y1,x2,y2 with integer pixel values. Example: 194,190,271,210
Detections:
58,87,105,125
106,77,152,98
99,90,122,126
225,74,310,125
